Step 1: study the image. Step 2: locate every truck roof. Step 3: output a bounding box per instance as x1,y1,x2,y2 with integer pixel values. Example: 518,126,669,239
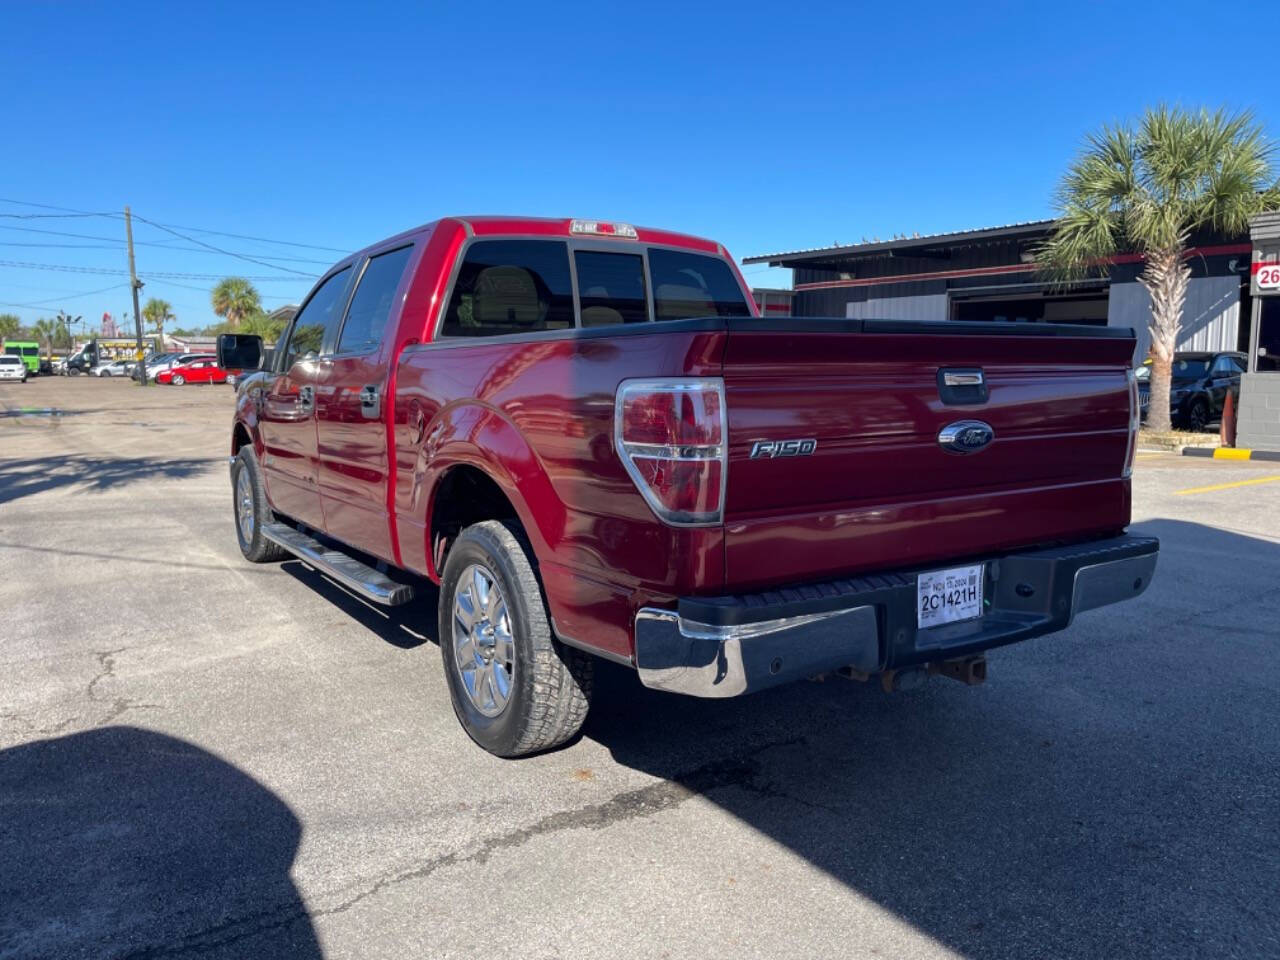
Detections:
346,216,724,264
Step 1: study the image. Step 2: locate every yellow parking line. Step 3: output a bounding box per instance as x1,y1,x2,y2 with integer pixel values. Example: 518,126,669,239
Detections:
1175,474,1280,496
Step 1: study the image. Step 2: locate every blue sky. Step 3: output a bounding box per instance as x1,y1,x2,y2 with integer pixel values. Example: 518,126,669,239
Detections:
3,0,1278,331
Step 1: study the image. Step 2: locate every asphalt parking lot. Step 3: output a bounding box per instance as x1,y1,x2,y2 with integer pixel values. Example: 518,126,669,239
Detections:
2,376,1278,960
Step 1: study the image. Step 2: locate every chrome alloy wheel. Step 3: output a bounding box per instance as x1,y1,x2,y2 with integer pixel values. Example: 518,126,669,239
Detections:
452,563,515,717
236,467,255,545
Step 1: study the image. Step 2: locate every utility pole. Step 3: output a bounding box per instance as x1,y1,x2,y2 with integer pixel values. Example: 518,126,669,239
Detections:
125,206,148,386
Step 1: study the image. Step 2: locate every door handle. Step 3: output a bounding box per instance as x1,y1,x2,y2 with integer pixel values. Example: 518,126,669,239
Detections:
298,385,314,413
360,384,380,418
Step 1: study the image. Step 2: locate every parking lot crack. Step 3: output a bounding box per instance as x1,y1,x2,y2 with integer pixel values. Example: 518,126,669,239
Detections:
113,736,806,958
86,647,163,726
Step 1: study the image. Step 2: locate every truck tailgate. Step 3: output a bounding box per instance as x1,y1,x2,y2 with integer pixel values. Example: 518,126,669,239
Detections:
721,320,1136,591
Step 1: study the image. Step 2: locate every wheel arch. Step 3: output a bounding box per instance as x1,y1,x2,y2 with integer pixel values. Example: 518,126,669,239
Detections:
427,462,537,581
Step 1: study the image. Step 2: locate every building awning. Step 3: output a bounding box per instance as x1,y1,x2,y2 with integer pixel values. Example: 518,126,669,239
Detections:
743,220,1056,267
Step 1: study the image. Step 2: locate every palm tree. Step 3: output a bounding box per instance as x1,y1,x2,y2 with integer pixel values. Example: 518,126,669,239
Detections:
240,310,287,342
142,298,175,350
32,318,56,361
0,313,20,343
1038,106,1280,433
211,278,262,331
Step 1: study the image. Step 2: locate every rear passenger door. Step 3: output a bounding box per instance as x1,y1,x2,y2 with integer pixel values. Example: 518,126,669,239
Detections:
315,243,416,563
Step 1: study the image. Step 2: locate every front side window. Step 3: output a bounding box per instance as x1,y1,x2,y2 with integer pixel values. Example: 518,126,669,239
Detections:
648,248,751,321
441,240,574,337
339,245,414,354
575,251,648,327
283,267,352,369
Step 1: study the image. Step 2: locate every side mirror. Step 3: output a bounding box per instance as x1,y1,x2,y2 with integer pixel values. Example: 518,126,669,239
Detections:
218,333,263,372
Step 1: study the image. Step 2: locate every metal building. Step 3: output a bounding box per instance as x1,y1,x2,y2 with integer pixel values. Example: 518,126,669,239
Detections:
745,221,1254,361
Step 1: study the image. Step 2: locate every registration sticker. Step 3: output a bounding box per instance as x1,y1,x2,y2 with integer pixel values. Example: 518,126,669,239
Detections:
917,564,983,629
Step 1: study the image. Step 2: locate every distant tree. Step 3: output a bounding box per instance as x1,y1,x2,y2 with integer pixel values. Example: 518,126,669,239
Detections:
32,318,56,359
1038,106,1280,432
0,313,20,342
54,310,80,349
211,278,262,330
240,310,287,342
142,298,176,349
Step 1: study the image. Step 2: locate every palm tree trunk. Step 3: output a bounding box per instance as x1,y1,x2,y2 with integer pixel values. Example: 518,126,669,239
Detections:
1137,245,1190,433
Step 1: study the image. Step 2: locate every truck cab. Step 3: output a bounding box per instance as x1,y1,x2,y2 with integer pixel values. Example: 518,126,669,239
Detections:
62,341,99,376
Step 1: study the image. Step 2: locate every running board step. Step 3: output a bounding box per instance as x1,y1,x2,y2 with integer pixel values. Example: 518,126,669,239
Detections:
261,522,415,606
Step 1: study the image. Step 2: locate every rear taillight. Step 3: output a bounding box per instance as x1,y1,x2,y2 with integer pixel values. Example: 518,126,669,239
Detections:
1123,368,1138,478
615,378,727,526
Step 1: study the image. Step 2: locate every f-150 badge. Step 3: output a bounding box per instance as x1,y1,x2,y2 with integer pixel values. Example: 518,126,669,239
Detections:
750,438,817,459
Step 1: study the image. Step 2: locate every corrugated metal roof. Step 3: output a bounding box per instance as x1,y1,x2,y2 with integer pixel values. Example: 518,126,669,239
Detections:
743,219,1057,266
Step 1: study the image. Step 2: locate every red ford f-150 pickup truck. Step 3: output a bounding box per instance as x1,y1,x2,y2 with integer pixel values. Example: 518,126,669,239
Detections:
219,216,1158,757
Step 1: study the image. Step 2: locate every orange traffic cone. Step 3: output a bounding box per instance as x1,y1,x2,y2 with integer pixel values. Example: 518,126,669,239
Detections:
1221,390,1237,448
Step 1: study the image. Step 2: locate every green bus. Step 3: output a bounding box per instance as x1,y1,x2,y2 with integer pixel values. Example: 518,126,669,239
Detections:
3,341,41,375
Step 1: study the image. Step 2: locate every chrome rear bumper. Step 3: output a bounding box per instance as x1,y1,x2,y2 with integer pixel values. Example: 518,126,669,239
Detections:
634,534,1158,698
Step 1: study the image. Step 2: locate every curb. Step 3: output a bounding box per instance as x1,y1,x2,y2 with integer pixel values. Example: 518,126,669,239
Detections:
1182,447,1280,462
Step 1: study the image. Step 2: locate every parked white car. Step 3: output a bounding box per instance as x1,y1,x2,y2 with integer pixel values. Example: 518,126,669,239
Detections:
92,360,131,377
0,355,29,382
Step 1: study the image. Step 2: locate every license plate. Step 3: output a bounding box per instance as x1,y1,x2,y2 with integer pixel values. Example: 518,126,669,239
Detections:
917,564,983,629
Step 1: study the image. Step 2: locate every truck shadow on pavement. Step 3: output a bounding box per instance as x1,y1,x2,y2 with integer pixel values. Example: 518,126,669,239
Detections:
0,726,321,960
280,559,437,650
0,455,223,505
582,518,1280,959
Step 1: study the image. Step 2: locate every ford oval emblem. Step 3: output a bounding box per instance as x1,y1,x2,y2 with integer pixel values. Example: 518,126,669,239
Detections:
938,419,995,454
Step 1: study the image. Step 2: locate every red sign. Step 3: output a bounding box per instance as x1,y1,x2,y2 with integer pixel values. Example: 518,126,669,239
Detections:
1255,262,1280,290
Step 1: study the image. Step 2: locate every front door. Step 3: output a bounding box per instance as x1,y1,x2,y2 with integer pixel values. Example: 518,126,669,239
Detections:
315,244,416,563
258,265,354,530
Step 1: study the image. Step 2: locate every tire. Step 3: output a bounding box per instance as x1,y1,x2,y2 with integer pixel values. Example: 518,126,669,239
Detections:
439,520,593,757
1187,398,1209,432
173,374,185,386
231,447,287,563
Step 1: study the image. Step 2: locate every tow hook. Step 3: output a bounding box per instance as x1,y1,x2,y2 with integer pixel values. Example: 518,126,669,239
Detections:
879,667,929,693
825,655,987,691
929,655,987,686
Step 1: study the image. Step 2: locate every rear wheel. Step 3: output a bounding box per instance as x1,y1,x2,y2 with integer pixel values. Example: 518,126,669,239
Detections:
231,448,287,563
439,521,593,757
1187,397,1209,432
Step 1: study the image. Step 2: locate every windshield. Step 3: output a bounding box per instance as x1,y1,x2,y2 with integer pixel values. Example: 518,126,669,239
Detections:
0,356,22,365
1172,358,1208,379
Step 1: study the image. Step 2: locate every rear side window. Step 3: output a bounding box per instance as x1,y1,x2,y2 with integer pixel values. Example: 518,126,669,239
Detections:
441,240,574,337
339,245,413,354
283,267,353,369
648,248,751,321
575,251,648,326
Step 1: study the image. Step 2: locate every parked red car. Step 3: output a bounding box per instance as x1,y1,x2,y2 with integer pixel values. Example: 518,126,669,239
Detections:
156,357,226,385
220,215,1157,757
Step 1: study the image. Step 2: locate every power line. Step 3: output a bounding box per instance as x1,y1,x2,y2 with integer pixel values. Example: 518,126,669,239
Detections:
131,215,318,277
0,224,334,264
144,219,352,254
0,259,312,282
0,198,351,254
0,282,131,309
0,241,122,250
